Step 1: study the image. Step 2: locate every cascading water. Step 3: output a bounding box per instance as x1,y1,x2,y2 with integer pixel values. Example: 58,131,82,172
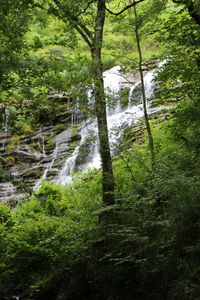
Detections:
0,183,16,200
33,64,160,190
55,65,157,185
34,127,72,189
56,66,123,185
56,117,98,184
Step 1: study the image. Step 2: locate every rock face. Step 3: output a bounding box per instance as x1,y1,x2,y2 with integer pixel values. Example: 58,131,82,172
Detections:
0,111,84,203
0,182,16,198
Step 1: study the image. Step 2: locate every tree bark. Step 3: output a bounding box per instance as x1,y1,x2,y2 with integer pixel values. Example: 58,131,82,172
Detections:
91,0,115,205
134,5,155,170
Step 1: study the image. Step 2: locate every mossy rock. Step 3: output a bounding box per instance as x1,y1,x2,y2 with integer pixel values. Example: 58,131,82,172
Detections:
5,156,15,167
23,167,43,179
69,134,81,143
0,168,12,183
67,141,80,154
71,123,82,137
74,135,96,170
55,123,67,133
0,156,8,167
45,138,56,154
6,136,20,151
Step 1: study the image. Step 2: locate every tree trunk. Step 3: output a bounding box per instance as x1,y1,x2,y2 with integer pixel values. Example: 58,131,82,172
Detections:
51,0,115,205
134,5,155,170
91,0,115,205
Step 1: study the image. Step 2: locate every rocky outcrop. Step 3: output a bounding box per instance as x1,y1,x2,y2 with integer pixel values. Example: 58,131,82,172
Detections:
12,145,43,162
0,110,83,203
0,182,18,206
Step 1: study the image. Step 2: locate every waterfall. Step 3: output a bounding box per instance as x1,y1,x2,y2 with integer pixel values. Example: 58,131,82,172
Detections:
41,136,46,157
104,66,122,115
34,64,159,189
104,66,122,95
55,66,157,185
56,117,98,184
34,127,72,190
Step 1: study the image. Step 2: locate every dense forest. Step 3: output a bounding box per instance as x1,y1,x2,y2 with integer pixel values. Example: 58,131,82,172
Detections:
0,0,200,299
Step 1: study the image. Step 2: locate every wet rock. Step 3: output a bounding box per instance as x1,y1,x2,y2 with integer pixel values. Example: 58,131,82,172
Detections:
0,182,16,203
22,167,44,179
74,136,96,171
69,134,81,143
0,109,75,203
0,169,12,183
46,168,59,178
129,83,142,105
12,145,43,162
0,156,7,166
48,91,74,103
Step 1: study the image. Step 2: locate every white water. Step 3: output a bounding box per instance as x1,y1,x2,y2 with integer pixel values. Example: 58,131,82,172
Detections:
57,122,91,184
38,127,46,157
33,65,160,189
34,127,72,190
55,66,157,185
0,182,16,203
42,136,46,157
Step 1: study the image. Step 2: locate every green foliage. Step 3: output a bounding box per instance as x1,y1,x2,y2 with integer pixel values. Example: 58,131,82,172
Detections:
14,115,35,135
0,0,200,299
0,204,11,224
0,0,32,92
0,178,101,299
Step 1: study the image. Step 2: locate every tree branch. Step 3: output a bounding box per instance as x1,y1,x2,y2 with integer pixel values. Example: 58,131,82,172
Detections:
51,0,94,47
71,15,94,44
75,0,96,17
105,0,145,16
72,21,93,48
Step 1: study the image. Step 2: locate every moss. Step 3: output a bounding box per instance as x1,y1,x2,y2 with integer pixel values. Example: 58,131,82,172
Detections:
0,169,12,183
68,140,80,154
5,156,15,166
70,123,81,137
55,123,67,133
45,138,56,154
24,167,43,179
6,137,20,151
74,135,96,169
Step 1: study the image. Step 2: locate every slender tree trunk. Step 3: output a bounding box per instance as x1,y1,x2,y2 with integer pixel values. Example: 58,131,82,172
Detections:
134,5,155,170
91,0,115,205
